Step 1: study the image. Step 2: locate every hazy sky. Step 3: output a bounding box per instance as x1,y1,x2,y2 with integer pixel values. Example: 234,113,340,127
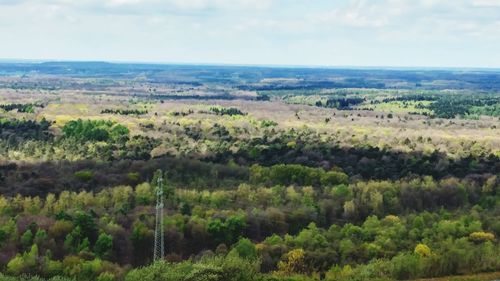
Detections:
1,0,499,67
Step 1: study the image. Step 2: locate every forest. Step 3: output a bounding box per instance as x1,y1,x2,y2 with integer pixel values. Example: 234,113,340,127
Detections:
0,62,498,281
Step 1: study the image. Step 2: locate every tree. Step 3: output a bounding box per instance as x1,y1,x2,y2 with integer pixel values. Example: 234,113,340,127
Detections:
179,202,191,216
207,215,247,246
49,220,73,240
34,228,47,247
74,211,97,242
225,215,246,245
20,229,33,248
65,226,91,253
230,238,257,260
6,255,25,275
276,248,307,276
62,119,129,142
135,183,154,205
343,200,357,220
207,219,225,245
293,223,328,250
469,232,495,243
131,220,154,265
390,253,422,280
7,244,39,276
95,233,113,259
414,244,431,257
326,265,353,281
339,239,356,262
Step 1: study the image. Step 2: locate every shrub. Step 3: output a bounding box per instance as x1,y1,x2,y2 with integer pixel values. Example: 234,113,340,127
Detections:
125,255,261,281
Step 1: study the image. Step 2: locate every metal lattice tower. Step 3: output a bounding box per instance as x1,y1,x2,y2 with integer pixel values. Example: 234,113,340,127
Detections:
153,175,165,262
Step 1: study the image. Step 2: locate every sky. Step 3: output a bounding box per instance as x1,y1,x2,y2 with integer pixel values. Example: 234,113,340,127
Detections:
0,0,499,68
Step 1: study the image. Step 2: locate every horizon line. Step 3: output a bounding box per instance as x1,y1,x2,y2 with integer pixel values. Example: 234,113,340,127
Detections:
1,58,500,72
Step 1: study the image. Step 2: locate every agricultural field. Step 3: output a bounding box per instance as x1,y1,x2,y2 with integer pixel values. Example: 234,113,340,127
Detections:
0,62,498,281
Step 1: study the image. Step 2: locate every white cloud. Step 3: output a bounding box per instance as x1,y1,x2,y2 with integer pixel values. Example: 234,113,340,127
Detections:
314,10,389,28
79,0,275,12
0,0,499,67
472,0,500,6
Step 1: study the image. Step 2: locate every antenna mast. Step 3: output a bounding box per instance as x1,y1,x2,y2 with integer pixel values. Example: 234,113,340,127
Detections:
153,174,165,262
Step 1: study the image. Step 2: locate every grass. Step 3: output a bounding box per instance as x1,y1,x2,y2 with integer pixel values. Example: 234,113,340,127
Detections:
360,101,433,114
412,272,500,281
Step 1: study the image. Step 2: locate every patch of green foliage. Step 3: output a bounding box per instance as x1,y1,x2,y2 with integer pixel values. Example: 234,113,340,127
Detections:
126,255,261,281
250,164,348,187
0,103,43,113
0,118,52,142
101,109,148,115
74,170,93,182
62,119,129,142
209,107,247,116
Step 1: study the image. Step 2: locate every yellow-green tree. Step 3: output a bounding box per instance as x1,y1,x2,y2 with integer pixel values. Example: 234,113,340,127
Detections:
275,248,307,276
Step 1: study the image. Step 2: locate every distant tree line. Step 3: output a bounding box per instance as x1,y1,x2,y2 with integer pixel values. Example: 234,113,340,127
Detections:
208,107,246,116
0,103,43,113
315,98,365,110
169,109,194,117
238,80,385,91
374,94,499,118
0,118,53,144
101,109,148,115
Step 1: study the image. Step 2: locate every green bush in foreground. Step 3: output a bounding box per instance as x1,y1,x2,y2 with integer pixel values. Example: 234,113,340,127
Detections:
0,274,75,281
125,255,261,281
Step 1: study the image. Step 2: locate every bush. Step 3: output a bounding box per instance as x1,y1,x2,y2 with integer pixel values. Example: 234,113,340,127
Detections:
125,255,261,281
0,274,76,281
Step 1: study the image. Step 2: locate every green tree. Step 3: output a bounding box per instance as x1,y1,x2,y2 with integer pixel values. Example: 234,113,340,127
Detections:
6,255,25,275
131,220,154,265
95,233,113,259
20,229,33,248
230,238,257,260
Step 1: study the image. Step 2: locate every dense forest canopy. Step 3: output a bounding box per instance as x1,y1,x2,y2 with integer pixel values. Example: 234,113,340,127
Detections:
0,62,498,281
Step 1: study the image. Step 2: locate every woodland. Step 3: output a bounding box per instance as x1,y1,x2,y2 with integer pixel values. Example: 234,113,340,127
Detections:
0,62,498,281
